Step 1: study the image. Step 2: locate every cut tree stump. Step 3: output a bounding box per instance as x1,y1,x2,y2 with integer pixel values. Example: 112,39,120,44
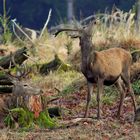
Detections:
0,47,28,69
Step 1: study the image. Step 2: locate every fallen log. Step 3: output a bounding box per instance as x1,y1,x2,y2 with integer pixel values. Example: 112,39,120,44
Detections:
0,86,12,94
0,74,12,85
0,47,28,69
59,118,94,129
0,80,13,85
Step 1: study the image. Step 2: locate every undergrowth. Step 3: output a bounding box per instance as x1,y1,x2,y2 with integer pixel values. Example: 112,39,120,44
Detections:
132,80,140,95
4,108,58,131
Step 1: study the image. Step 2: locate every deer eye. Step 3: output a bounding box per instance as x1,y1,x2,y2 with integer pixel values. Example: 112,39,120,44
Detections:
23,84,28,87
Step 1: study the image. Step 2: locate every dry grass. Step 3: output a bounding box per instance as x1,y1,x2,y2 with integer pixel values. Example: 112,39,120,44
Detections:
0,120,140,140
31,71,83,94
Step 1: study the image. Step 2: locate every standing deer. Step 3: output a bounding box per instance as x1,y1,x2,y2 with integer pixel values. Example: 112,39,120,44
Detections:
54,22,137,119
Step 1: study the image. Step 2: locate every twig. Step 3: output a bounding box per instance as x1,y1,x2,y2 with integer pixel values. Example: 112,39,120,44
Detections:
47,97,60,104
12,21,26,44
39,9,52,39
23,53,38,63
54,87,61,93
11,19,34,44
131,49,140,54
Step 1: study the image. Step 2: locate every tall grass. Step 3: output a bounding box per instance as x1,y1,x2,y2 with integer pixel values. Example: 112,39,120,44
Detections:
0,0,12,44
92,9,140,50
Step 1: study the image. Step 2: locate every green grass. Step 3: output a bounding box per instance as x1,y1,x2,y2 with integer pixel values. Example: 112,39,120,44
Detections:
132,80,140,95
90,86,118,107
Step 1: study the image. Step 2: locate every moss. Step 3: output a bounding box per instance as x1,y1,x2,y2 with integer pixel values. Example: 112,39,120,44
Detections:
40,54,72,75
4,108,58,130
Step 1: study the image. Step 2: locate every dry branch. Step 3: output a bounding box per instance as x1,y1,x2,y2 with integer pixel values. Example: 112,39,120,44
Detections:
39,9,52,39
59,118,94,128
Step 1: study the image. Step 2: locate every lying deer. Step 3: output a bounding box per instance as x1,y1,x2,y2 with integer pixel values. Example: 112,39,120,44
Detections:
54,22,137,119
0,65,43,107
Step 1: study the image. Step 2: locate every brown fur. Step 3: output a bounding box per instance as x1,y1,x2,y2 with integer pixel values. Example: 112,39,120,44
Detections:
86,48,131,84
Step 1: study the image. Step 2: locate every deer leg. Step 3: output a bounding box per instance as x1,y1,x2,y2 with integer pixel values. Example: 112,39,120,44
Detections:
121,72,137,114
115,79,126,118
97,78,103,119
127,85,137,113
84,82,93,118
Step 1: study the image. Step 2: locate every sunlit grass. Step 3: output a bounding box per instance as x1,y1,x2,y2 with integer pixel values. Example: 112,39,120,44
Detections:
31,70,83,94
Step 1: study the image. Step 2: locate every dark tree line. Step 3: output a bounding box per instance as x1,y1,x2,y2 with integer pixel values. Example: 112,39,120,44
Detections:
0,0,136,29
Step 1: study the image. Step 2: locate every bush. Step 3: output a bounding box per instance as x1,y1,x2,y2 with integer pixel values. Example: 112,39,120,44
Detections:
4,108,58,130
132,80,140,95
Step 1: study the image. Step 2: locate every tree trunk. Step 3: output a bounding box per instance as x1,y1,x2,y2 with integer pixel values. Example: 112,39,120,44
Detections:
67,0,74,23
135,0,140,32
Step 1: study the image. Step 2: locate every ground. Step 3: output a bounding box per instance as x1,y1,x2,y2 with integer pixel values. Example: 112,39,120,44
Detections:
0,85,140,140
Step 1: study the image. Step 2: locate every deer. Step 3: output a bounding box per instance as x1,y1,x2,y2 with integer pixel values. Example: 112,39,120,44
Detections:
54,21,137,119
0,64,43,108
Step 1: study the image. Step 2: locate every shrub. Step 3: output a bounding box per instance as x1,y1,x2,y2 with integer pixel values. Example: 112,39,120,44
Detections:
132,80,140,95
4,108,58,130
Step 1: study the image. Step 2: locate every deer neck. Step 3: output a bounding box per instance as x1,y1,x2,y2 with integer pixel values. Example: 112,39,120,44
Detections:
80,38,95,65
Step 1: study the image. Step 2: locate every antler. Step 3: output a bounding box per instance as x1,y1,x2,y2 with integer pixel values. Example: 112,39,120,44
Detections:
53,20,95,37
54,28,81,37
9,52,31,80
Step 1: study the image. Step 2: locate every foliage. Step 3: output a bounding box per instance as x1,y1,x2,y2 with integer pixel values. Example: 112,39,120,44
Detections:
0,0,12,44
132,80,140,95
35,110,57,129
4,108,34,129
61,84,77,96
4,107,57,130
90,86,118,107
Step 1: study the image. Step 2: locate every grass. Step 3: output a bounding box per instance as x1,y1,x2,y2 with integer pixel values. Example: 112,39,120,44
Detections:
92,10,140,50
0,120,140,140
31,70,83,94
132,80,140,95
